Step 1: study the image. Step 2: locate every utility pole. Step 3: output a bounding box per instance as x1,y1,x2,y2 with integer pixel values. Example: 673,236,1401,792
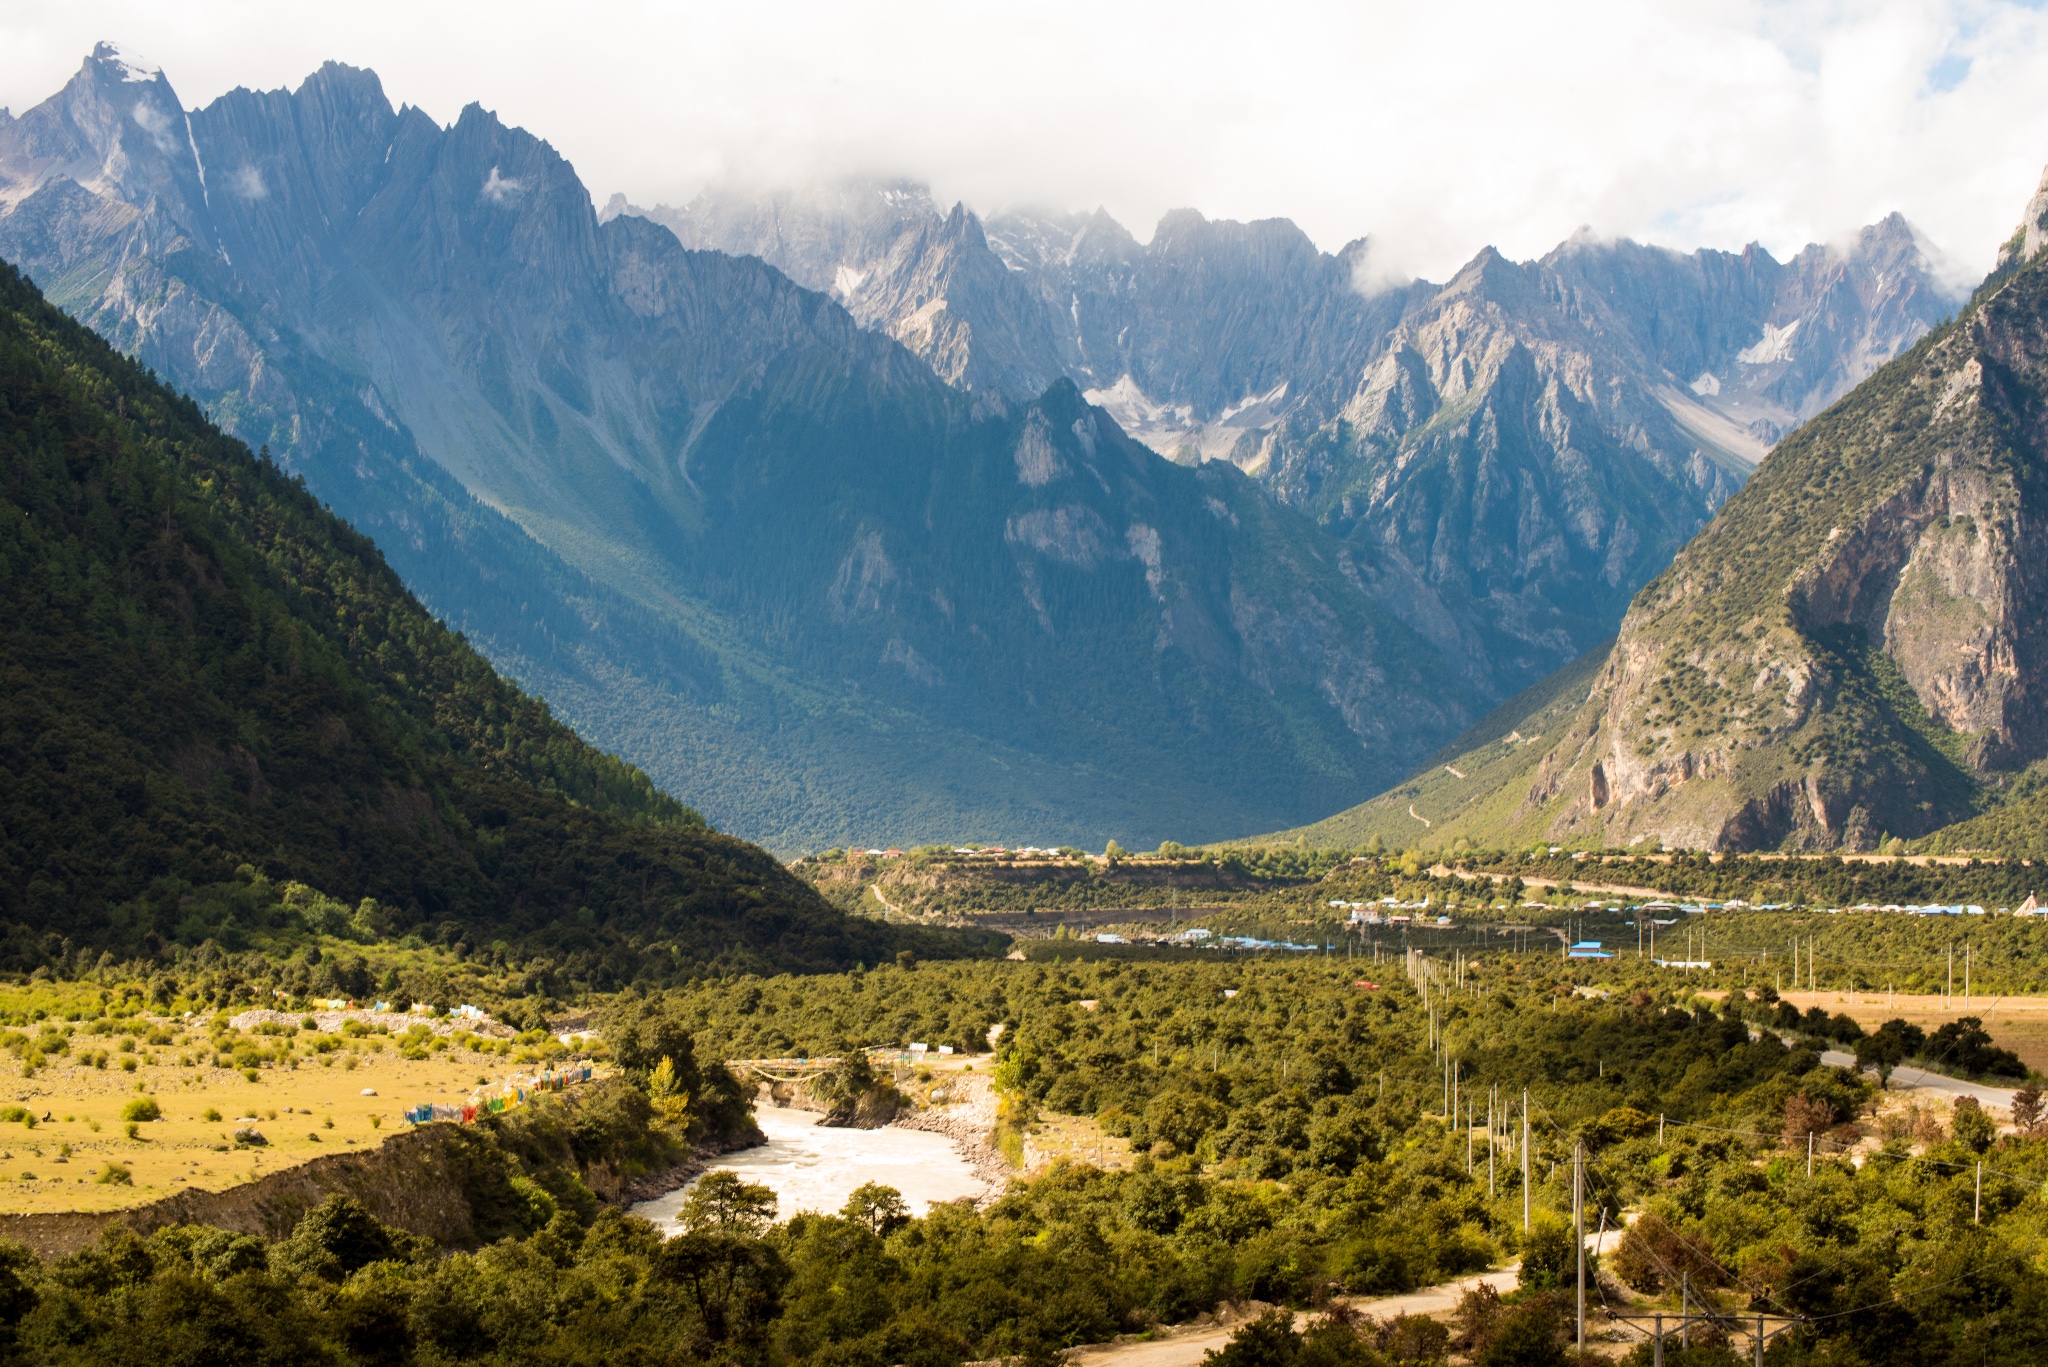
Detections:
1467,1100,1473,1174
1522,1090,1530,1232
1948,946,1953,1007
1488,1088,1496,1197
1574,1142,1585,1355
1966,942,1972,1007
1976,1161,1983,1224
1807,1131,1813,1177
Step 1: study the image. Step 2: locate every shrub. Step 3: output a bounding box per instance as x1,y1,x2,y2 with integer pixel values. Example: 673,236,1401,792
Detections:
1475,1300,1569,1367
119,1097,161,1123
1613,1213,1723,1293
1518,1214,1578,1290
1782,1093,1837,1147
1951,1097,1997,1154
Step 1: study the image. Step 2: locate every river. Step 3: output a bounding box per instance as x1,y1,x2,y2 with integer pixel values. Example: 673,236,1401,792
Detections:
629,1106,990,1232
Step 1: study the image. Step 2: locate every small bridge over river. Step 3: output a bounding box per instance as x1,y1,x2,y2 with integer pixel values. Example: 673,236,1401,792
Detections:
724,1057,841,1082
724,1048,926,1083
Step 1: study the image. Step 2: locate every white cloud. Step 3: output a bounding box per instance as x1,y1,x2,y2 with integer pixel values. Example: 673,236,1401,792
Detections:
4,1,2048,283
480,165,526,204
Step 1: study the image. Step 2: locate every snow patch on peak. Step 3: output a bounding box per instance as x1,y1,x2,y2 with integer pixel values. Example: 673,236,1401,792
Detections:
1737,319,1801,366
93,42,161,82
1084,374,1192,432
833,264,867,298
1689,372,1721,396
184,112,208,204
1217,381,1288,424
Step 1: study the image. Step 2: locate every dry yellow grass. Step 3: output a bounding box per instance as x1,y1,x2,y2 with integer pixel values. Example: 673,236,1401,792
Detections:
1776,989,2048,1073
0,1019,563,1215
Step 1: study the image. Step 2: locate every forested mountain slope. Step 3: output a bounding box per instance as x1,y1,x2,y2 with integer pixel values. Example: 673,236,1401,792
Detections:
0,257,948,976
0,46,1485,851
1289,185,2048,854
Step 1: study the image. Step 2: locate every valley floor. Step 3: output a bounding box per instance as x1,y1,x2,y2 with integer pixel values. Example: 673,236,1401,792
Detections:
0,1047,517,1214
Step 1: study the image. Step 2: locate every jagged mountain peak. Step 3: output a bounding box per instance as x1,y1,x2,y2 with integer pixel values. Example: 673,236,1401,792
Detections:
0,45,1981,852
1539,246,2048,849
1439,243,1538,306
1147,207,1326,265
983,204,1140,276
2,46,1490,849
0,39,207,234
89,40,164,84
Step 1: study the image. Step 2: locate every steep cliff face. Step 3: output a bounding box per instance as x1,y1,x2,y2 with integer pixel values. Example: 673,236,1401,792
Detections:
648,179,1960,698
0,47,1482,851
1499,244,2048,850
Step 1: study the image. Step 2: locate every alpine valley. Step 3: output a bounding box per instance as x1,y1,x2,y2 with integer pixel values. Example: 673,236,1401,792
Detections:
1291,166,2048,856
0,44,1964,852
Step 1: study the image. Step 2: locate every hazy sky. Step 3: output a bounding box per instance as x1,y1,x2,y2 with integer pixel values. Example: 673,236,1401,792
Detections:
5,0,2048,284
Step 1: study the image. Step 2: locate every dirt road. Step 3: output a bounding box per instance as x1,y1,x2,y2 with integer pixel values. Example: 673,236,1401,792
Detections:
1064,1270,1522,1367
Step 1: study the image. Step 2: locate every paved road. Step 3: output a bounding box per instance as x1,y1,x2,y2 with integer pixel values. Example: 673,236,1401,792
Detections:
1819,1050,2016,1109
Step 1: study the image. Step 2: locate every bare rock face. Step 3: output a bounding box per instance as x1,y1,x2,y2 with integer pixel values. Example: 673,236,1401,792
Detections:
640,180,1960,702
1998,166,2048,271
820,1087,905,1130
0,45,1490,850
1505,225,2048,851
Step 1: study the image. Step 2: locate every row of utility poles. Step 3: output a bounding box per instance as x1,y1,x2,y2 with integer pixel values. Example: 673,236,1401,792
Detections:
1782,934,1978,1004
1409,945,1802,1363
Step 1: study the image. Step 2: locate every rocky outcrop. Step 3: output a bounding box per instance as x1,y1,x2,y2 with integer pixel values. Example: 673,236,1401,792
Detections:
646,180,1959,702
0,45,1488,851
1491,190,2048,850
0,1124,492,1260
0,44,1965,850
821,1087,905,1130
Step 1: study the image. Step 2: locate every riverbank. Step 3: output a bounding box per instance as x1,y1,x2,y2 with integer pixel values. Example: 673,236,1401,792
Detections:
629,1104,991,1229
894,1068,1011,1199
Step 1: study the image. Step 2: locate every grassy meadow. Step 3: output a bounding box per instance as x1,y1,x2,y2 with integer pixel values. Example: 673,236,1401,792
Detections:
0,984,591,1213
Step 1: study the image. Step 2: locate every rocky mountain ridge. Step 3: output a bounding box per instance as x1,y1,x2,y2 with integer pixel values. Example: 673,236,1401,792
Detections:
636,180,1962,687
1290,176,2048,854
0,44,1488,852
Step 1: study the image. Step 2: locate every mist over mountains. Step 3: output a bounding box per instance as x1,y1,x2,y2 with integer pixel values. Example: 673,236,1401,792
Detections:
628,181,1959,684
0,43,1968,852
